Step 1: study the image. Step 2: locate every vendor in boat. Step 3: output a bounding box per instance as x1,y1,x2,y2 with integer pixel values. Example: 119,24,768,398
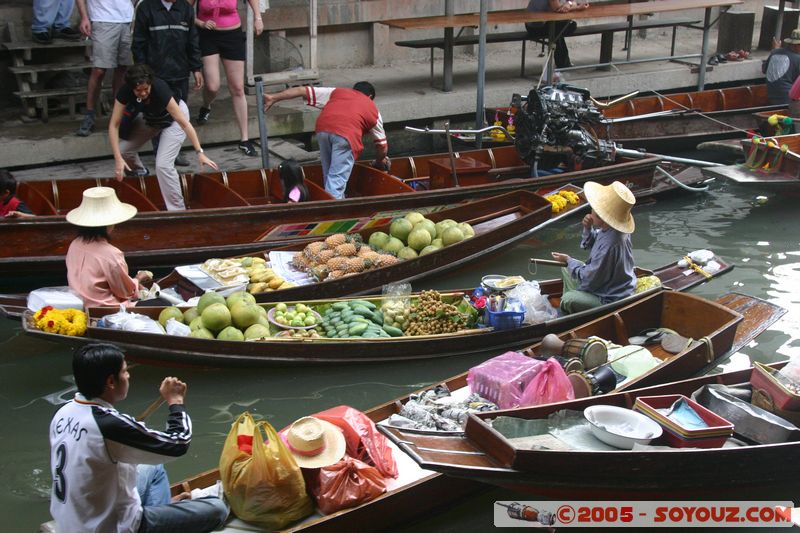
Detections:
0,169,34,219
262,82,389,199
49,342,228,532
65,186,152,308
108,64,219,211
763,31,800,105
551,181,636,314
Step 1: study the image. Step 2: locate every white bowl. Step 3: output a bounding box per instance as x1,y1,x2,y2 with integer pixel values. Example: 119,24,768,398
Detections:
584,405,663,450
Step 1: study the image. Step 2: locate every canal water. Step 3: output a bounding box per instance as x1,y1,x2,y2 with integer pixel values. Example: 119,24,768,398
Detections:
1,180,798,532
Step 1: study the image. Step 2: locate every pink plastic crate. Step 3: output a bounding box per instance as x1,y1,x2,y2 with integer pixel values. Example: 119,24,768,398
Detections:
467,351,544,409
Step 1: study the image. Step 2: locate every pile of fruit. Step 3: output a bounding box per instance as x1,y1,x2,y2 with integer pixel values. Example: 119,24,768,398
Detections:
380,299,411,331
200,258,249,286
271,302,319,328
405,290,469,336
368,211,474,260
292,233,399,282
544,189,581,214
160,291,272,342
200,256,295,294
319,299,401,338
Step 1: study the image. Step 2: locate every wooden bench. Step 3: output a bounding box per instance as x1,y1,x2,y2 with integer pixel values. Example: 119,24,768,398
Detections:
396,16,701,84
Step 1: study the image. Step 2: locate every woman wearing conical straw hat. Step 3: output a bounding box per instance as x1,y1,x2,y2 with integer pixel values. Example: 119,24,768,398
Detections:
65,187,152,308
551,181,637,315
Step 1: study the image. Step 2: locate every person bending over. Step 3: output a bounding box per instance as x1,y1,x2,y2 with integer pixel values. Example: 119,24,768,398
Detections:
49,342,228,532
551,181,636,314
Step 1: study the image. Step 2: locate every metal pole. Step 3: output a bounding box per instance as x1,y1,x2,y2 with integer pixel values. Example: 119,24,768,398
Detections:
697,7,712,91
546,22,555,85
254,76,270,169
444,0,454,92
475,0,487,148
615,147,722,167
775,0,787,41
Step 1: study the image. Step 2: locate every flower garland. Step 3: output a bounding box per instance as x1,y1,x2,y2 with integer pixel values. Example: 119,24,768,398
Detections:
33,306,87,336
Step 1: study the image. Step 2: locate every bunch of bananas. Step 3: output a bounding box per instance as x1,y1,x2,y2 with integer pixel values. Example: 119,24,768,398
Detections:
241,258,296,294
544,193,569,213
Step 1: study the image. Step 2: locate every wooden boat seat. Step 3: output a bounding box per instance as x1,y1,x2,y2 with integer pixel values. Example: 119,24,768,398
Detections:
104,179,160,212
51,178,106,214
17,181,57,215
187,174,250,208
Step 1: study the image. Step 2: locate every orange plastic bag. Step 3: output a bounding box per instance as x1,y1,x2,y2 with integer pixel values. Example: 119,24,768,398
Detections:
309,457,387,515
219,412,314,529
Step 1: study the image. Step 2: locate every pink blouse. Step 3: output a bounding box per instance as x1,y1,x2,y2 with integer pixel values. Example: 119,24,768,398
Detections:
196,0,241,29
66,238,140,308
790,76,800,101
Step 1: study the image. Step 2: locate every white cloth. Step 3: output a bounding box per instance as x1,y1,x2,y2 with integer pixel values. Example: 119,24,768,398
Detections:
87,0,133,22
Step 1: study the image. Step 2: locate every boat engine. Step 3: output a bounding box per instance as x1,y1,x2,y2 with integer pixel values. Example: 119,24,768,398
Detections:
512,84,616,175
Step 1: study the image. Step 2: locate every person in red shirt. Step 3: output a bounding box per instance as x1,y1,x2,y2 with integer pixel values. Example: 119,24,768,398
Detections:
263,82,389,199
0,169,35,219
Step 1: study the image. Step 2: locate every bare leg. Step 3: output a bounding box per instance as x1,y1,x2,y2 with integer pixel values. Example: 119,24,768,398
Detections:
201,54,220,108
86,67,106,112
222,57,248,142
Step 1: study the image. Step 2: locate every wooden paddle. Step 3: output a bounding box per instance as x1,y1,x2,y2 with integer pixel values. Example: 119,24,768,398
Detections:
136,397,165,422
530,258,567,267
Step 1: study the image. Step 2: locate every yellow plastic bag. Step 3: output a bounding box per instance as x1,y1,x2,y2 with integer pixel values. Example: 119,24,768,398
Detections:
219,412,314,529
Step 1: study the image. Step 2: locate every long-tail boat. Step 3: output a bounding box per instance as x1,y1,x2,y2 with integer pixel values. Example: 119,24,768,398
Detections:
702,133,800,185
597,83,780,152
35,295,783,533
18,258,738,366
381,329,796,502
3,142,702,278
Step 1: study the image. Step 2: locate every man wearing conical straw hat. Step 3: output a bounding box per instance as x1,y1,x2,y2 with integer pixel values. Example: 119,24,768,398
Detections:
551,181,636,314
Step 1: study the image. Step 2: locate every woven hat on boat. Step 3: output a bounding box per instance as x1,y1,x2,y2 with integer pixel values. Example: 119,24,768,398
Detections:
583,181,635,234
282,416,346,469
66,186,137,227
785,29,800,44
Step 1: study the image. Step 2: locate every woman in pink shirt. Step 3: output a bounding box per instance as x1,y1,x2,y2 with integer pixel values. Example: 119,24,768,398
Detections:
191,0,263,156
65,187,152,308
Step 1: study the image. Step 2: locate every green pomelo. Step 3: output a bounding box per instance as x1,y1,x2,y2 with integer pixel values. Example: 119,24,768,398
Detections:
226,291,256,308
257,315,270,327
189,327,215,339
432,238,444,248
420,244,442,256
368,231,390,250
257,305,268,318
201,302,231,333
458,222,475,238
407,228,432,251
383,236,404,254
390,218,414,243
404,212,425,225
435,219,458,239
183,307,199,325
397,246,419,260
189,316,204,331
413,219,436,241
217,326,245,342
197,291,226,314
244,323,271,340
158,306,184,327
442,226,465,246
230,301,261,329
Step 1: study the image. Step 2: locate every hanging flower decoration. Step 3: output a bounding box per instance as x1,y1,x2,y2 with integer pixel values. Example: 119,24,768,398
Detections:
33,306,88,336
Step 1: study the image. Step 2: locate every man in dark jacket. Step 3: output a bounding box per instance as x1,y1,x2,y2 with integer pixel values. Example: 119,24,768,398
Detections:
132,0,203,167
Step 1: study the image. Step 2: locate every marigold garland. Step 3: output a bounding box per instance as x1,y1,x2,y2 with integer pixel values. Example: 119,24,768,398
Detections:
34,306,87,336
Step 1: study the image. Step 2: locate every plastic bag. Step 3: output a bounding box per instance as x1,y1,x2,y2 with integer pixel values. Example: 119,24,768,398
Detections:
97,305,164,334
27,286,84,312
519,358,575,406
307,457,386,515
381,281,412,307
313,406,398,479
506,281,558,325
609,345,661,380
219,412,314,529
165,317,190,336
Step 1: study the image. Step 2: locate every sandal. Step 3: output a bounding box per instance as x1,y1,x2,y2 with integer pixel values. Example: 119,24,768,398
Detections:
629,328,664,346
716,53,728,63
737,49,750,60
708,56,719,66
661,332,692,354
726,51,742,62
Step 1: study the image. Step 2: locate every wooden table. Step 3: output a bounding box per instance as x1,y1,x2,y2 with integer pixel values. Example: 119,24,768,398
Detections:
382,0,743,92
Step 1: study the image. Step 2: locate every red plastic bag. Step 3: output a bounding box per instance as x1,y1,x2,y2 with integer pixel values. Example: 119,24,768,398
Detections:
312,406,398,478
519,358,575,406
309,457,386,514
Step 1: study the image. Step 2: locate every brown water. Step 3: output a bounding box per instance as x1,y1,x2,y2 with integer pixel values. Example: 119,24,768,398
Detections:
1,180,798,532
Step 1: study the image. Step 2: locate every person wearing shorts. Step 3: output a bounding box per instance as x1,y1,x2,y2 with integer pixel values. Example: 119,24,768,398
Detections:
191,0,263,156
75,0,134,137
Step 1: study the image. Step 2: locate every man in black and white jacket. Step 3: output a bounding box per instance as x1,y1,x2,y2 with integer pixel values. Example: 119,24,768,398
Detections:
49,343,227,532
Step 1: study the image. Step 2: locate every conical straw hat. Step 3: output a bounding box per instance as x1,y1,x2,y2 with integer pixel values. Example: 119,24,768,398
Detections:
66,187,137,227
583,181,635,234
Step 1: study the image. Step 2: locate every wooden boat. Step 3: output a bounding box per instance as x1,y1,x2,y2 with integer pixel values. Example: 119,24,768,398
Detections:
702,133,800,185
19,258,737,366
597,83,781,152
381,340,797,501
3,142,702,278
36,294,783,533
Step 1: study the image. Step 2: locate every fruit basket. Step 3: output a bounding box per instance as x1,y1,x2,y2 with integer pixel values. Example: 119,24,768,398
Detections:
267,304,321,330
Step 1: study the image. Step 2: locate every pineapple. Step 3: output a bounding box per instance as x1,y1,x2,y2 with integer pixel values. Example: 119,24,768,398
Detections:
324,233,347,248
357,245,376,257
327,270,345,280
334,243,357,257
345,257,368,274
292,253,309,270
317,249,335,265
376,254,400,267
326,256,349,272
303,241,325,260
311,264,330,281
